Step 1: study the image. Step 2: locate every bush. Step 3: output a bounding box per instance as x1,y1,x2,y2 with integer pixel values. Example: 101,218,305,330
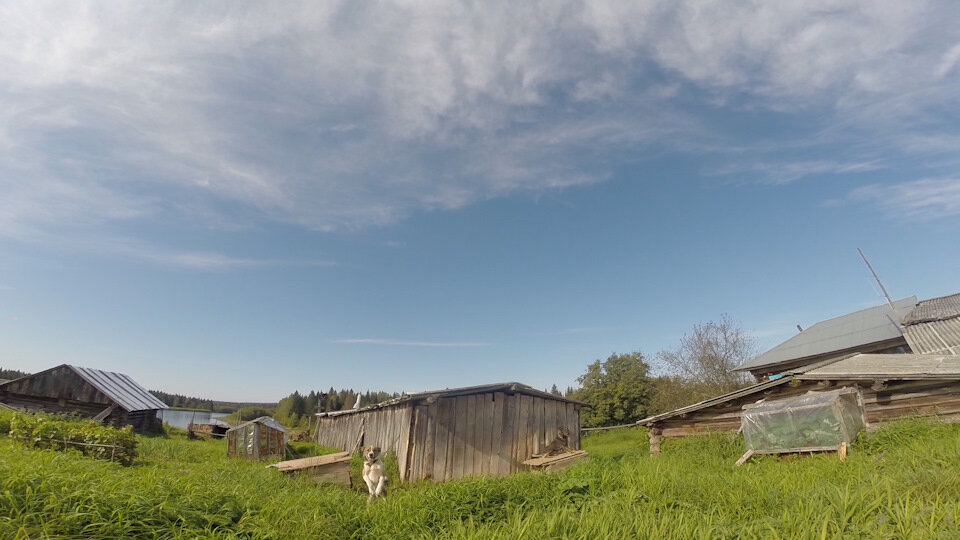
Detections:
0,409,14,434
7,412,138,465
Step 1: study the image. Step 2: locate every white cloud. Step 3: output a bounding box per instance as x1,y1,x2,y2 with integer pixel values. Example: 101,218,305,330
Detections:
849,178,960,220
1,0,958,248
711,159,885,184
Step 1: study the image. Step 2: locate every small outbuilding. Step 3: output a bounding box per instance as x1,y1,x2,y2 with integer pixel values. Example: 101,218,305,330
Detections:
226,416,287,460
0,364,167,434
314,382,585,483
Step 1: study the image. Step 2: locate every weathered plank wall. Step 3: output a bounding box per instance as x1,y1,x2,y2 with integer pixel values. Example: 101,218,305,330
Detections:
314,392,582,483
314,405,414,474
0,365,113,410
653,379,960,439
405,392,581,482
0,366,163,434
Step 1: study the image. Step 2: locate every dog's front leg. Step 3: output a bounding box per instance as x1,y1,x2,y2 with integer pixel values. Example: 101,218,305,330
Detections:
374,476,386,498
363,475,377,502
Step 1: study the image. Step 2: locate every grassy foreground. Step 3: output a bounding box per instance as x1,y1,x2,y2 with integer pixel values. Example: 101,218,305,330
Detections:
1,418,958,539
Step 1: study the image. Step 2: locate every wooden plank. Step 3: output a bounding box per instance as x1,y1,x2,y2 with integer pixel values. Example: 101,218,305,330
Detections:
420,403,435,481
533,397,544,456
432,398,450,482
570,404,581,450
462,395,476,478
545,400,557,450
452,396,466,480
469,394,480,477
501,393,517,473
523,450,589,472
490,392,506,476
519,394,534,464
479,393,493,476
402,407,418,482
270,452,351,472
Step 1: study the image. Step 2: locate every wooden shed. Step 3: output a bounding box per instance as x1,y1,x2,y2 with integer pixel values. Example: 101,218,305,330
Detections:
639,353,960,454
314,382,585,483
226,416,287,460
0,364,167,434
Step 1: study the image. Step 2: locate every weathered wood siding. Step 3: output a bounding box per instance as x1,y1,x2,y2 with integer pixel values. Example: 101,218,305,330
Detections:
314,391,582,483
314,405,414,474
405,392,581,482
653,379,960,439
0,365,163,434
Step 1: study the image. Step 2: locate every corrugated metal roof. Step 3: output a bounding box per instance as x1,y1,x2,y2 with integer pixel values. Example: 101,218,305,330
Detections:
795,353,960,379
68,365,168,412
736,296,916,372
317,382,585,417
902,292,960,325
903,319,960,355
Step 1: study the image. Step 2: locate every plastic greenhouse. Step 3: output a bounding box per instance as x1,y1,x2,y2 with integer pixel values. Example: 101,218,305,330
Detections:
736,387,866,465
226,416,287,460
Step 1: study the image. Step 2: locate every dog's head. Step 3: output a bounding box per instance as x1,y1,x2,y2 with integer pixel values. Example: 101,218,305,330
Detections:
363,446,383,462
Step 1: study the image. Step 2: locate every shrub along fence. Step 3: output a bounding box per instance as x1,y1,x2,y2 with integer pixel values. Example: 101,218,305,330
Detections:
3,410,138,465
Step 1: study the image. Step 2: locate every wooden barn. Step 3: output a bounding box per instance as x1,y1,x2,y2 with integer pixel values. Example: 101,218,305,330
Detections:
314,382,585,483
226,416,287,460
639,353,960,454
639,292,960,454
0,364,167,433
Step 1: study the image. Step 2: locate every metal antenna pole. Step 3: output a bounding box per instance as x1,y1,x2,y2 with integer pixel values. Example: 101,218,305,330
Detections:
858,248,895,313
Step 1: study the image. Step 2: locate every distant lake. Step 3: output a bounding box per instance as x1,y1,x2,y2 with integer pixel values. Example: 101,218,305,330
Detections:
158,409,229,430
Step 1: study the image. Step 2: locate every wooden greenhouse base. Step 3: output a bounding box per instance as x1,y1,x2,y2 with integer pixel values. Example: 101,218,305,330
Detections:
735,441,848,466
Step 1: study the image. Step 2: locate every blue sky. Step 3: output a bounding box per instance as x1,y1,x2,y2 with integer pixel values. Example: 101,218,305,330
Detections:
1,1,959,401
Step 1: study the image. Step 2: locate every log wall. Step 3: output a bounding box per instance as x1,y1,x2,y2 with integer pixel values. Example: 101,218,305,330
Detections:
0,366,163,434
651,378,960,440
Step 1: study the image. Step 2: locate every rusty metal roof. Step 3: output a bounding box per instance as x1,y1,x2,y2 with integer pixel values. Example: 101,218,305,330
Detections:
317,381,585,417
68,365,168,412
735,296,916,372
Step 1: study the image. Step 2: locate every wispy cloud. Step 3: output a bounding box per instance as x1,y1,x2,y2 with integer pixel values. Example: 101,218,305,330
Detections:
711,159,885,184
330,338,490,347
1,1,958,245
848,178,960,220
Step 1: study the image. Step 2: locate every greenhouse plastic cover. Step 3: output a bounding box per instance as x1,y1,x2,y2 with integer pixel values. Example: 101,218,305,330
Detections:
742,387,866,453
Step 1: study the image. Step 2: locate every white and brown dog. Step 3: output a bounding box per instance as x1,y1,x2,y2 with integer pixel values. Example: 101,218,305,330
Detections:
361,446,387,503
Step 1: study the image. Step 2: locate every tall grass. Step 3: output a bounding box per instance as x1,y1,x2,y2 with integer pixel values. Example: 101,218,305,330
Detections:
1,417,957,538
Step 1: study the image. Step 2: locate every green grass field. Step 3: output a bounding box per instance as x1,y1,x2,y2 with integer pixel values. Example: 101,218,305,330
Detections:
1,418,958,539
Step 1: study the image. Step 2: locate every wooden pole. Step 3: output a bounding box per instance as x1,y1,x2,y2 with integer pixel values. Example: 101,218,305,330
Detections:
649,427,662,457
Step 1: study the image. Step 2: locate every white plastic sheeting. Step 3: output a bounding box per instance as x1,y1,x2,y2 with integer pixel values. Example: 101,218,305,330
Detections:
741,387,866,452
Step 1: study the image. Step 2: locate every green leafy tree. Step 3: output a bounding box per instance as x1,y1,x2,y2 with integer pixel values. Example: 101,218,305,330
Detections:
571,352,652,427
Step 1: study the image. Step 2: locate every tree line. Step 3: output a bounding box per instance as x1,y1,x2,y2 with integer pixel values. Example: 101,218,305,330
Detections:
271,388,400,429
138,314,758,431
0,367,30,381
569,314,756,428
